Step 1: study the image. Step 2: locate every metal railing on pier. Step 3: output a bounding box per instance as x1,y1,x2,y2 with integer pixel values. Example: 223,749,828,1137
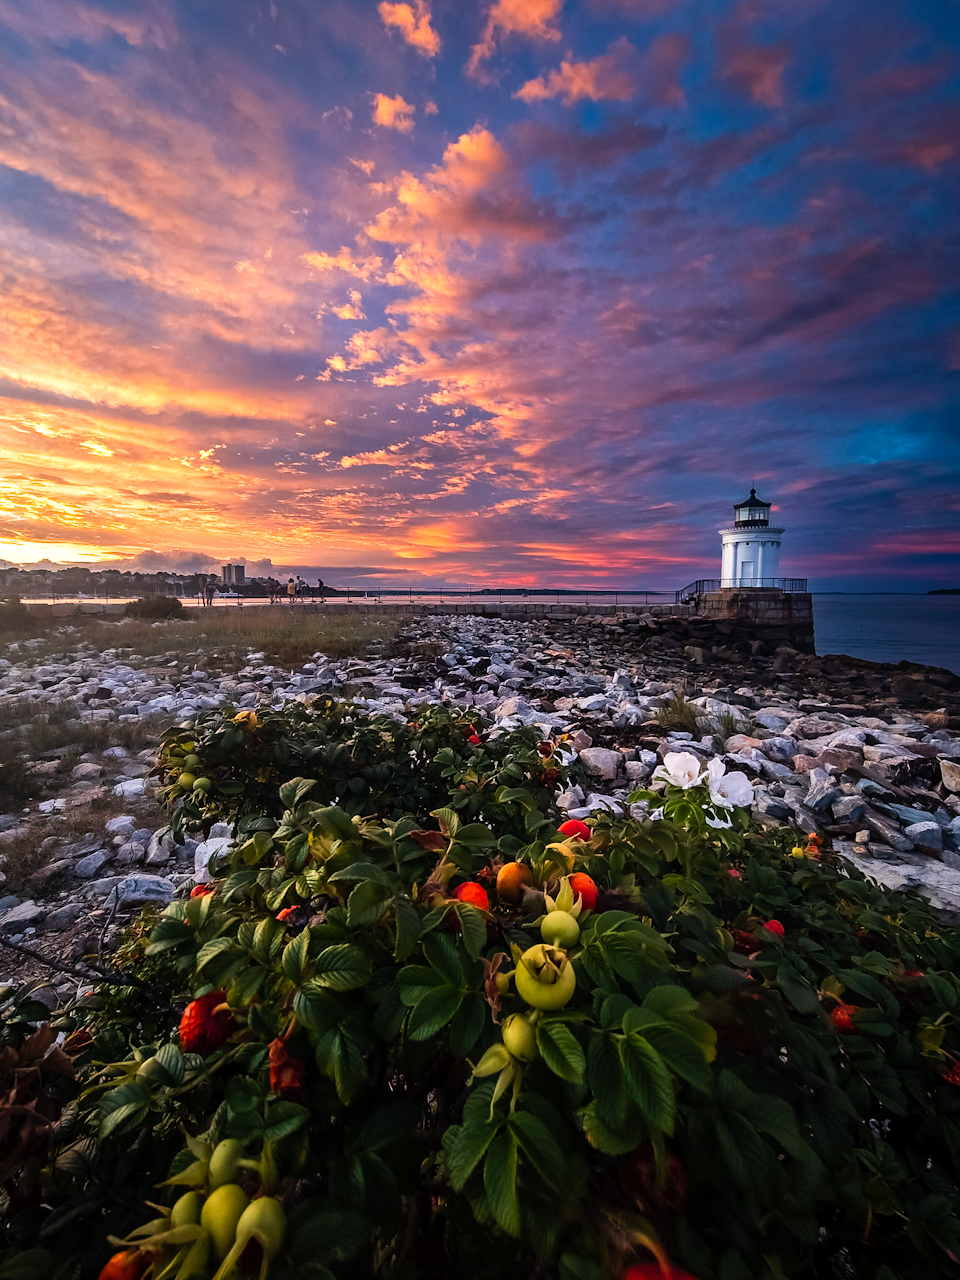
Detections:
675,578,808,603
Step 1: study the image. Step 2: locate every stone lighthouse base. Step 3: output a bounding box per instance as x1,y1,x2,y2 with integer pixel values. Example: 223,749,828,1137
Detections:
692,588,815,653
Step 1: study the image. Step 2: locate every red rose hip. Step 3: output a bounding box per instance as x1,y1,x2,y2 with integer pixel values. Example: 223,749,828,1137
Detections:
179,990,237,1055
558,819,591,841
453,881,489,911
568,872,598,912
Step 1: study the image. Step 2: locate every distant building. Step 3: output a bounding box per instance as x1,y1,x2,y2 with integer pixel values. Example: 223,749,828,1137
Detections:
719,489,784,586
221,563,245,585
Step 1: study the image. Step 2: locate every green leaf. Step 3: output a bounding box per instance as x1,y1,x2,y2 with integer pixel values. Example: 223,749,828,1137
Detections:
293,983,341,1032
578,1101,644,1155
448,996,485,1058
100,1098,149,1139
444,1121,501,1191
453,902,487,960
263,1099,310,1140
620,1034,675,1133
253,917,284,964
145,917,194,955
588,1034,628,1130
559,1256,605,1280
328,862,394,887
282,928,312,983
312,944,371,991
453,823,497,849
315,1027,367,1103
510,1110,567,1193
393,897,421,960
396,965,444,1006
777,965,821,1014
495,786,538,812
537,1020,586,1083
346,880,392,927
599,994,635,1031
853,1007,895,1036
232,963,267,1004
642,984,699,1019
237,830,274,865
423,933,467,986
225,1076,264,1114
643,1023,711,1093
430,806,461,837
154,1041,185,1086
279,777,318,809
483,1131,521,1237
407,985,463,1040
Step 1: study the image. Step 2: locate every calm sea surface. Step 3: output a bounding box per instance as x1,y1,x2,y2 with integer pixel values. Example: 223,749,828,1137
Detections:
813,595,960,675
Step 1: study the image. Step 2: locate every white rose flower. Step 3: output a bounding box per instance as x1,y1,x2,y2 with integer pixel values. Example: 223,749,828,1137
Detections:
652,751,706,790
707,757,754,810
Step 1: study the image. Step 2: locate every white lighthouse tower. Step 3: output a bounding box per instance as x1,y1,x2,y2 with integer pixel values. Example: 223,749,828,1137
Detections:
719,488,784,587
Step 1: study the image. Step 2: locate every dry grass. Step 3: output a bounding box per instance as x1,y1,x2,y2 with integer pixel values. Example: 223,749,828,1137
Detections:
3,608,399,669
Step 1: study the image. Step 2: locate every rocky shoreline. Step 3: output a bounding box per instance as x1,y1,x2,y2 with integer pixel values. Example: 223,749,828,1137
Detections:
1,607,959,1000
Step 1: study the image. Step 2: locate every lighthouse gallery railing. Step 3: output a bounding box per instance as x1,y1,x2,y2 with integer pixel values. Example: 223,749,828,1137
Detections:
675,577,808,603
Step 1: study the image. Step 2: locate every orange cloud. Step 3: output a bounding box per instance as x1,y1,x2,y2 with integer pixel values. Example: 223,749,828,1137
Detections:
328,291,366,320
467,0,563,82
302,247,384,281
398,520,493,556
378,1,441,57
372,92,416,132
515,38,638,105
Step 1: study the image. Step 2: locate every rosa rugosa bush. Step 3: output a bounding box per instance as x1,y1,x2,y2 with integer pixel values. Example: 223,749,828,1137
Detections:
4,705,960,1280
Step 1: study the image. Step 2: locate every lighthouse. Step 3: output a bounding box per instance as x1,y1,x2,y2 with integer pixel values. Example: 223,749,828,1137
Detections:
719,488,784,587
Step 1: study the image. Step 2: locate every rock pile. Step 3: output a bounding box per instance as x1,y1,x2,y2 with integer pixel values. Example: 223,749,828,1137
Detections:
2,611,959,1001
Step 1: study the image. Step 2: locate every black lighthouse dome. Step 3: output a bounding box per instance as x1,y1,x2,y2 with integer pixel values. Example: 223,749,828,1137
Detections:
733,488,772,528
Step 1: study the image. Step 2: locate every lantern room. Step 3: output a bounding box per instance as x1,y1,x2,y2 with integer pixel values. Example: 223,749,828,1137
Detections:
733,489,772,528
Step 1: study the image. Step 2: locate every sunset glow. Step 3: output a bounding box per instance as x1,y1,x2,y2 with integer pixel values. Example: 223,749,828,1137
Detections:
1,0,958,588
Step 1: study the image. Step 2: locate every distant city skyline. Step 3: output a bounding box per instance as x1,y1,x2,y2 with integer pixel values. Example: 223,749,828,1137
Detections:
1,0,958,590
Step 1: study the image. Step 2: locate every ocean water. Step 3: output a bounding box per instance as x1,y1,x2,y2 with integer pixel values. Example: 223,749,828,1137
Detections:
813,595,960,675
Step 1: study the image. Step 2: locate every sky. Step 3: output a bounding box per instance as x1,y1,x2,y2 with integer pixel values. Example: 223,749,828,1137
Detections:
0,0,958,591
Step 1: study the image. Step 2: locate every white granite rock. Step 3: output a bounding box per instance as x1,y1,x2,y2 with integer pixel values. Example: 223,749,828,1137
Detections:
904,821,943,852
578,747,624,780
116,874,175,907
114,778,147,798
105,815,137,836
194,836,232,883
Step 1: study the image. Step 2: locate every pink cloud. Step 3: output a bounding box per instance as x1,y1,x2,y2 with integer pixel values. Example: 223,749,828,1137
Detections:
721,39,790,108
371,92,416,132
378,1,441,56
515,37,638,105
467,0,563,82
